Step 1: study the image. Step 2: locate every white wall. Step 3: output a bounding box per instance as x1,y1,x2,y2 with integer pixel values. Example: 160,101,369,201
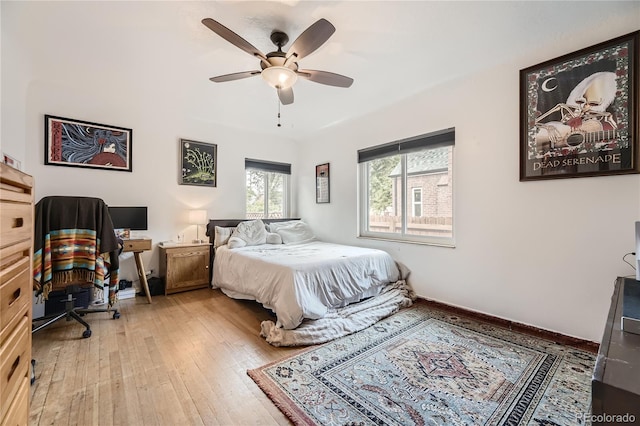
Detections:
298,8,640,342
21,83,299,280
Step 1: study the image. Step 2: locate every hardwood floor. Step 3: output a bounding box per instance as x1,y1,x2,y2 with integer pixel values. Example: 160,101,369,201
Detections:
30,289,599,425
30,288,302,425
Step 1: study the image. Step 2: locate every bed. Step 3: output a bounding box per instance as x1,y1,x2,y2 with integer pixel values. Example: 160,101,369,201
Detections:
206,218,403,331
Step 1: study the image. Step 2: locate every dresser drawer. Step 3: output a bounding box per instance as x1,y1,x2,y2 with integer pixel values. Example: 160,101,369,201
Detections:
0,257,30,332
1,376,28,426
0,164,33,205
0,316,29,421
0,202,32,250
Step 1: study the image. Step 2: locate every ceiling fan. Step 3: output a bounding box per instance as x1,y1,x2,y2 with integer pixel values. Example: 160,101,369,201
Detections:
201,17,354,105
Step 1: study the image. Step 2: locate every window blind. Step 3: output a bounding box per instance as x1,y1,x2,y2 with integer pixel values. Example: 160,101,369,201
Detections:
245,158,291,174
357,128,455,163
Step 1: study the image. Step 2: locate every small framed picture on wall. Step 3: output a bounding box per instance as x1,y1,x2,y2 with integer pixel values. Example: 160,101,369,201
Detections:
179,139,217,187
316,163,330,203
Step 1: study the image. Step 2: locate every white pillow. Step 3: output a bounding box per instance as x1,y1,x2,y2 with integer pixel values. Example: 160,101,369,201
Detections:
214,226,234,248
227,236,247,249
275,221,316,244
265,232,282,245
230,219,267,246
268,220,301,233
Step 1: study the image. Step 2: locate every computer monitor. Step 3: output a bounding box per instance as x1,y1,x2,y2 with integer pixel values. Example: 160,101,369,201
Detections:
108,206,148,230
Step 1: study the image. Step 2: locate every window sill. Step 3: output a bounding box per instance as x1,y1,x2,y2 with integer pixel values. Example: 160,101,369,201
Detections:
357,234,455,248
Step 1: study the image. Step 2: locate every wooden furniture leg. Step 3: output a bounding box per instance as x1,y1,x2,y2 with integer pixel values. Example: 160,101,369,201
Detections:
133,251,152,304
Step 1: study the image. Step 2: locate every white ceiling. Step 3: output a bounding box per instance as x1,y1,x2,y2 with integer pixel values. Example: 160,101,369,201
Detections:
17,1,633,139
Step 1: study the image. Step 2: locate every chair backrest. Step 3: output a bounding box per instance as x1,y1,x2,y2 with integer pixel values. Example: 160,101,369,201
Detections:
33,196,120,303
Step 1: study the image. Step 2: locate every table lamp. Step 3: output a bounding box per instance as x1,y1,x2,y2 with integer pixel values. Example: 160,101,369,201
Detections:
189,209,207,243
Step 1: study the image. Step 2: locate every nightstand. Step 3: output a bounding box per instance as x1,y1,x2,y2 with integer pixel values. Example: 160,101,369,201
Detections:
159,243,211,295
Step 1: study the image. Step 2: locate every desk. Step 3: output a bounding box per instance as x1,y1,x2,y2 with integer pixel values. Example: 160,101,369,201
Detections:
122,239,152,304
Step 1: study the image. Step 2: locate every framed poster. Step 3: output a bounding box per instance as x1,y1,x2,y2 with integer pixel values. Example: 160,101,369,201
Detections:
180,139,217,187
45,115,132,172
316,162,330,203
519,31,639,181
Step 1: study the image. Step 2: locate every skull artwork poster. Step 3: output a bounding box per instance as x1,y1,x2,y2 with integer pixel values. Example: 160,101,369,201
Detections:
519,31,638,181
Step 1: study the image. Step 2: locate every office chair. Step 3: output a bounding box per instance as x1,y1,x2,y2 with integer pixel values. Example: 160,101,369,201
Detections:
32,196,121,338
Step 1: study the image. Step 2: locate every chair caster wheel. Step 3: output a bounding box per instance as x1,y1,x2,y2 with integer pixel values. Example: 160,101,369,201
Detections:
82,329,92,338
113,312,121,319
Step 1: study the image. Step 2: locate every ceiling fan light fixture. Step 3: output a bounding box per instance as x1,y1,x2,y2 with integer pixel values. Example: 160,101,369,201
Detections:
262,66,297,90
203,18,353,105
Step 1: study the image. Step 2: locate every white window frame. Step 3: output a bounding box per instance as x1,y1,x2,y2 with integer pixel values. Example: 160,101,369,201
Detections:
357,128,455,247
245,159,291,219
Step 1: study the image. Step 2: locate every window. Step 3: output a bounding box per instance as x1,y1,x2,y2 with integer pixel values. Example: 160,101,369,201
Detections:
357,128,454,246
412,188,422,217
245,158,291,219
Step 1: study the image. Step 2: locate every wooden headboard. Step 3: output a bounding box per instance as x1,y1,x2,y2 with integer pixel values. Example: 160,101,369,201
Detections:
205,218,301,281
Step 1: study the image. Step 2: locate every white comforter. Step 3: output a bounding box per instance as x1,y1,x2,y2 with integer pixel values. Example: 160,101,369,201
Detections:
212,241,400,329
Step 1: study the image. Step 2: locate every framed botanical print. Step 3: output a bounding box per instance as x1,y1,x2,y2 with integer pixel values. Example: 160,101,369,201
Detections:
180,139,217,187
519,31,639,181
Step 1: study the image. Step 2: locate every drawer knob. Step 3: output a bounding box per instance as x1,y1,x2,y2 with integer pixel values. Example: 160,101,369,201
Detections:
8,355,20,382
12,217,24,228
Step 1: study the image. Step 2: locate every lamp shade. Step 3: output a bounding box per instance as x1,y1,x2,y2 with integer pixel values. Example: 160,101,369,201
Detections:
188,209,207,225
261,66,298,89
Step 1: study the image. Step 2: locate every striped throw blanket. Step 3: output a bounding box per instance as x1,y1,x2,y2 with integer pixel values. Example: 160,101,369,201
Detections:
33,196,120,306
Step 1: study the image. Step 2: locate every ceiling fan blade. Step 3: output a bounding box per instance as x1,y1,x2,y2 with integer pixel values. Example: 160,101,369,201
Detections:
209,70,261,83
286,18,335,61
296,69,353,88
278,87,294,105
202,18,268,61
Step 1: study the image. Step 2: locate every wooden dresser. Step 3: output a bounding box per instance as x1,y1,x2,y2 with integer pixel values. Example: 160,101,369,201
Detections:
0,163,34,426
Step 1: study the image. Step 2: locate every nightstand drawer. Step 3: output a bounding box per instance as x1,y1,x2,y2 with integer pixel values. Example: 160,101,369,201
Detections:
122,239,152,252
0,316,29,421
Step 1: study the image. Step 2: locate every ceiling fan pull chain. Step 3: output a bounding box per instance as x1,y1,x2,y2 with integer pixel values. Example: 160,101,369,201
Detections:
277,96,282,127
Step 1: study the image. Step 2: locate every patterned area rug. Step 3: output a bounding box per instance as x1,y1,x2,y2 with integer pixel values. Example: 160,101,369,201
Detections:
248,303,595,425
